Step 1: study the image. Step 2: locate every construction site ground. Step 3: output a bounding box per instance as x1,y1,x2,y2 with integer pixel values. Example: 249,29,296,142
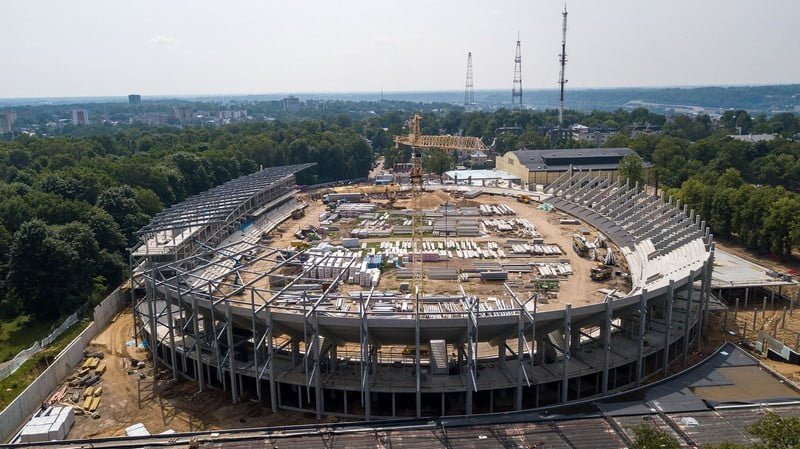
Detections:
711,238,800,381
260,190,627,311
66,311,333,439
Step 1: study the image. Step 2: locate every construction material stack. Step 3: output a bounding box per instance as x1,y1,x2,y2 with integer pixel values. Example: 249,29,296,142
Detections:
17,406,74,443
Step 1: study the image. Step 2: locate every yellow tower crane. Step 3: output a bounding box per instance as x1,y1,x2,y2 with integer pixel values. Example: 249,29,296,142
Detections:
393,114,489,294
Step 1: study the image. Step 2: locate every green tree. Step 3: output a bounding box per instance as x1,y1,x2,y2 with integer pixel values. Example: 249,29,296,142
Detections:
134,187,163,216
96,185,149,245
422,149,455,176
706,411,800,449
762,196,800,255
618,153,645,187
7,220,87,318
629,424,680,449
7,149,31,169
0,196,31,232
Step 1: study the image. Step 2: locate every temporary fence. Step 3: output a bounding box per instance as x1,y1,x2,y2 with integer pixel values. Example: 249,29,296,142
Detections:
0,306,85,382
0,287,127,442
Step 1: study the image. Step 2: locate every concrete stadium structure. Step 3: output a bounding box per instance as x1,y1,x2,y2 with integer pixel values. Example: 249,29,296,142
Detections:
131,165,715,419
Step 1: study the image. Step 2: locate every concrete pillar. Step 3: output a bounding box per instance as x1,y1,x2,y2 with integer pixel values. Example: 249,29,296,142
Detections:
535,335,547,365
330,345,338,369
636,290,647,387
663,281,674,376
291,339,300,366
683,271,695,362
601,301,612,394
570,326,581,352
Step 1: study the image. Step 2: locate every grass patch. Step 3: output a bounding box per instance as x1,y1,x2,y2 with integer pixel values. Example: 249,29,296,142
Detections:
0,319,91,410
0,315,60,363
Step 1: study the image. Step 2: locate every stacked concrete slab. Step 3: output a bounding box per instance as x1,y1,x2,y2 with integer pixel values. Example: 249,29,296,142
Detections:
18,406,74,443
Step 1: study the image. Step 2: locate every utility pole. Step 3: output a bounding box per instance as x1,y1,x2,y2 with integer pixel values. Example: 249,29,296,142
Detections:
464,52,476,110
512,34,523,107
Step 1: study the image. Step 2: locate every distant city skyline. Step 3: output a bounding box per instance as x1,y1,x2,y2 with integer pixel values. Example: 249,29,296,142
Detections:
1,0,799,99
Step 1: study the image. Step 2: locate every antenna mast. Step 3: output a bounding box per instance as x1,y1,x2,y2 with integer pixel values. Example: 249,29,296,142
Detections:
464,52,476,109
558,6,568,127
512,33,523,107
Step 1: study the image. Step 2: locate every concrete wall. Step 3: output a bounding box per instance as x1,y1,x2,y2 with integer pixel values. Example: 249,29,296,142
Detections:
0,288,128,443
495,152,531,187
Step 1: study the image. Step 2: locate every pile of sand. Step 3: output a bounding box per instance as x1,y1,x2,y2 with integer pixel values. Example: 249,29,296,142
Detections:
416,191,451,209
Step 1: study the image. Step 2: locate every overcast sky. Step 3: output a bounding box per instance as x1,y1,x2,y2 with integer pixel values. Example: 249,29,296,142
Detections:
1,0,799,98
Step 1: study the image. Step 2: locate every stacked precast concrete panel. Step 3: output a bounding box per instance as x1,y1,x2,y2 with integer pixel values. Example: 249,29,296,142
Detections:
135,169,713,419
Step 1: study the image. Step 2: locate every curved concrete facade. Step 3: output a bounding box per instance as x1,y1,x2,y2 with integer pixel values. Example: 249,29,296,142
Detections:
133,169,714,419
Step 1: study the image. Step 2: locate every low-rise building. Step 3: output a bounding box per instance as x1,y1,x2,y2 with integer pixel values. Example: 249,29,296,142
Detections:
469,151,488,166
495,147,648,190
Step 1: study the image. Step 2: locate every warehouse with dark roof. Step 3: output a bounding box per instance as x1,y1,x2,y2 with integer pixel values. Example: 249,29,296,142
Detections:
496,147,648,189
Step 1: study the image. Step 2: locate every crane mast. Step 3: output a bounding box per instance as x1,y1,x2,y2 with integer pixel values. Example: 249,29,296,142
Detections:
394,114,488,293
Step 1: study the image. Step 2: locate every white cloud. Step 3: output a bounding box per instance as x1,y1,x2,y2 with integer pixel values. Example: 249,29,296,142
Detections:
148,35,177,45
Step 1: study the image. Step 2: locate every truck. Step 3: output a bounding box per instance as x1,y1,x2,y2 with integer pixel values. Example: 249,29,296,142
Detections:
590,265,613,281
572,234,589,257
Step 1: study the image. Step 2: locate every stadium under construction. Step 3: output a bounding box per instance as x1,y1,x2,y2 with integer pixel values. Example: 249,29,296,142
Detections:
131,163,717,419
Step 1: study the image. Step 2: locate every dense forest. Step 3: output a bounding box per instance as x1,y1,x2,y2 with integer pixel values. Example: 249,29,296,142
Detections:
608,113,800,256
0,104,798,328
0,121,372,320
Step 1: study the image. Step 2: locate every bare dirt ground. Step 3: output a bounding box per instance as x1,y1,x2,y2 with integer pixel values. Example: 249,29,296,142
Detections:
68,311,331,439
711,239,800,382
722,300,800,383
477,195,629,308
